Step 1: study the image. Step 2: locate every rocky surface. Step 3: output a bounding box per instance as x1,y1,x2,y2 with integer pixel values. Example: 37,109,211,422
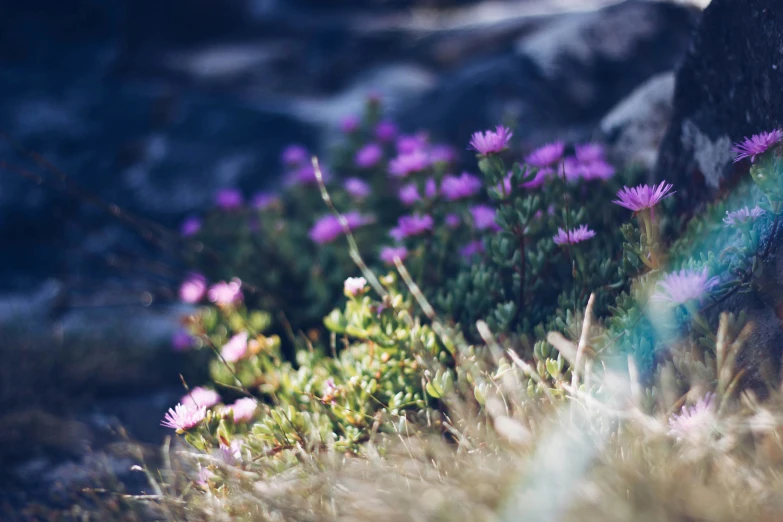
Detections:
0,0,701,513
654,0,783,395
655,0,783,200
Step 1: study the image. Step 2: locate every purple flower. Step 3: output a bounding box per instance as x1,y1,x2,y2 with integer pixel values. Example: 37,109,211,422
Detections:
468,125,513,156
225,397,257,423
219,439,244,465
425,177,438,199
208,279,243,307
441,172,482,201
731,129,783,163
344,276,367,297
380,246,408,264
355,143,383,169
181,387,221,409
252,192,278,210
389,150,430,177
161,403,206,432
344,178,371,199
181,216,202,237
288,164,331,186
282,144,309,167
322,378,338,401
613,181,675,212
376,120,398,142
221,332,249,363
429,144,457,164
309,211,372,244
179,273,207,304
340,115,361,134
196,466,214,487
651,268,719,305
397,133,428,154
580,159,615,181
460,240,485,258
574,143,606,163
668,394,715,441
172,329,196,352
469,205,499,231
723,205,765,226
215,189,243,210
390,214,433,240
522,167,554,188
398,183,421,206
553,225,596,246
525,141,564,168
445,213,461,229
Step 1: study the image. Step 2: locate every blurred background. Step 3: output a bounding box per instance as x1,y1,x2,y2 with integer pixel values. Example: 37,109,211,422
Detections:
0,0,705,514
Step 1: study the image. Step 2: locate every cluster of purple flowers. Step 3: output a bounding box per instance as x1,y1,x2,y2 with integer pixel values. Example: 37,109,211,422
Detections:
562,143,615,181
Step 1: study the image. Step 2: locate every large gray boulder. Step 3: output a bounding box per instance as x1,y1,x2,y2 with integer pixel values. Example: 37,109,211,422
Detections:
655,0,783,200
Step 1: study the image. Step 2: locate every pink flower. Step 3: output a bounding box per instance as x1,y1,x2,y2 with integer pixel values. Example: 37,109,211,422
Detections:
179,273,207,304
390,214,433,240
376,120,398,142
322,378,338,400
468,125,513,155
221,332,249,363
398,183,421,206
344,178,371,199
668,394,715,441
552,225,596,246
282,144,309,167
355,143,383,169
380,246,408,264
723,205,765,226
215,189,243,210
389,150,430,177
225,397,257,423
181,216,201,237
252,192,278,210
522,167,554,188
731,129,783,163
425,177,438,199
172,329,196,351
469,205,499,231
181,387,221,409
574,143,605,163
340,115,361,134
397,133,428,154
289,164,331,186
580,159,615,181
309,211,372,244
460,240,485,258
525,141,564,167
208,278,243,307
651,268,719,305
441,172,482,201
613,181,675,212
344,276,367,297
445,213,461,229
219,439,244,464
429,144,457,164
161,403,206,431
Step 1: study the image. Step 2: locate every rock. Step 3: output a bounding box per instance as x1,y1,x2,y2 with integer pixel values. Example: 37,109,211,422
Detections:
396,0,698,155
600,71,675,171
655,0,783,200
